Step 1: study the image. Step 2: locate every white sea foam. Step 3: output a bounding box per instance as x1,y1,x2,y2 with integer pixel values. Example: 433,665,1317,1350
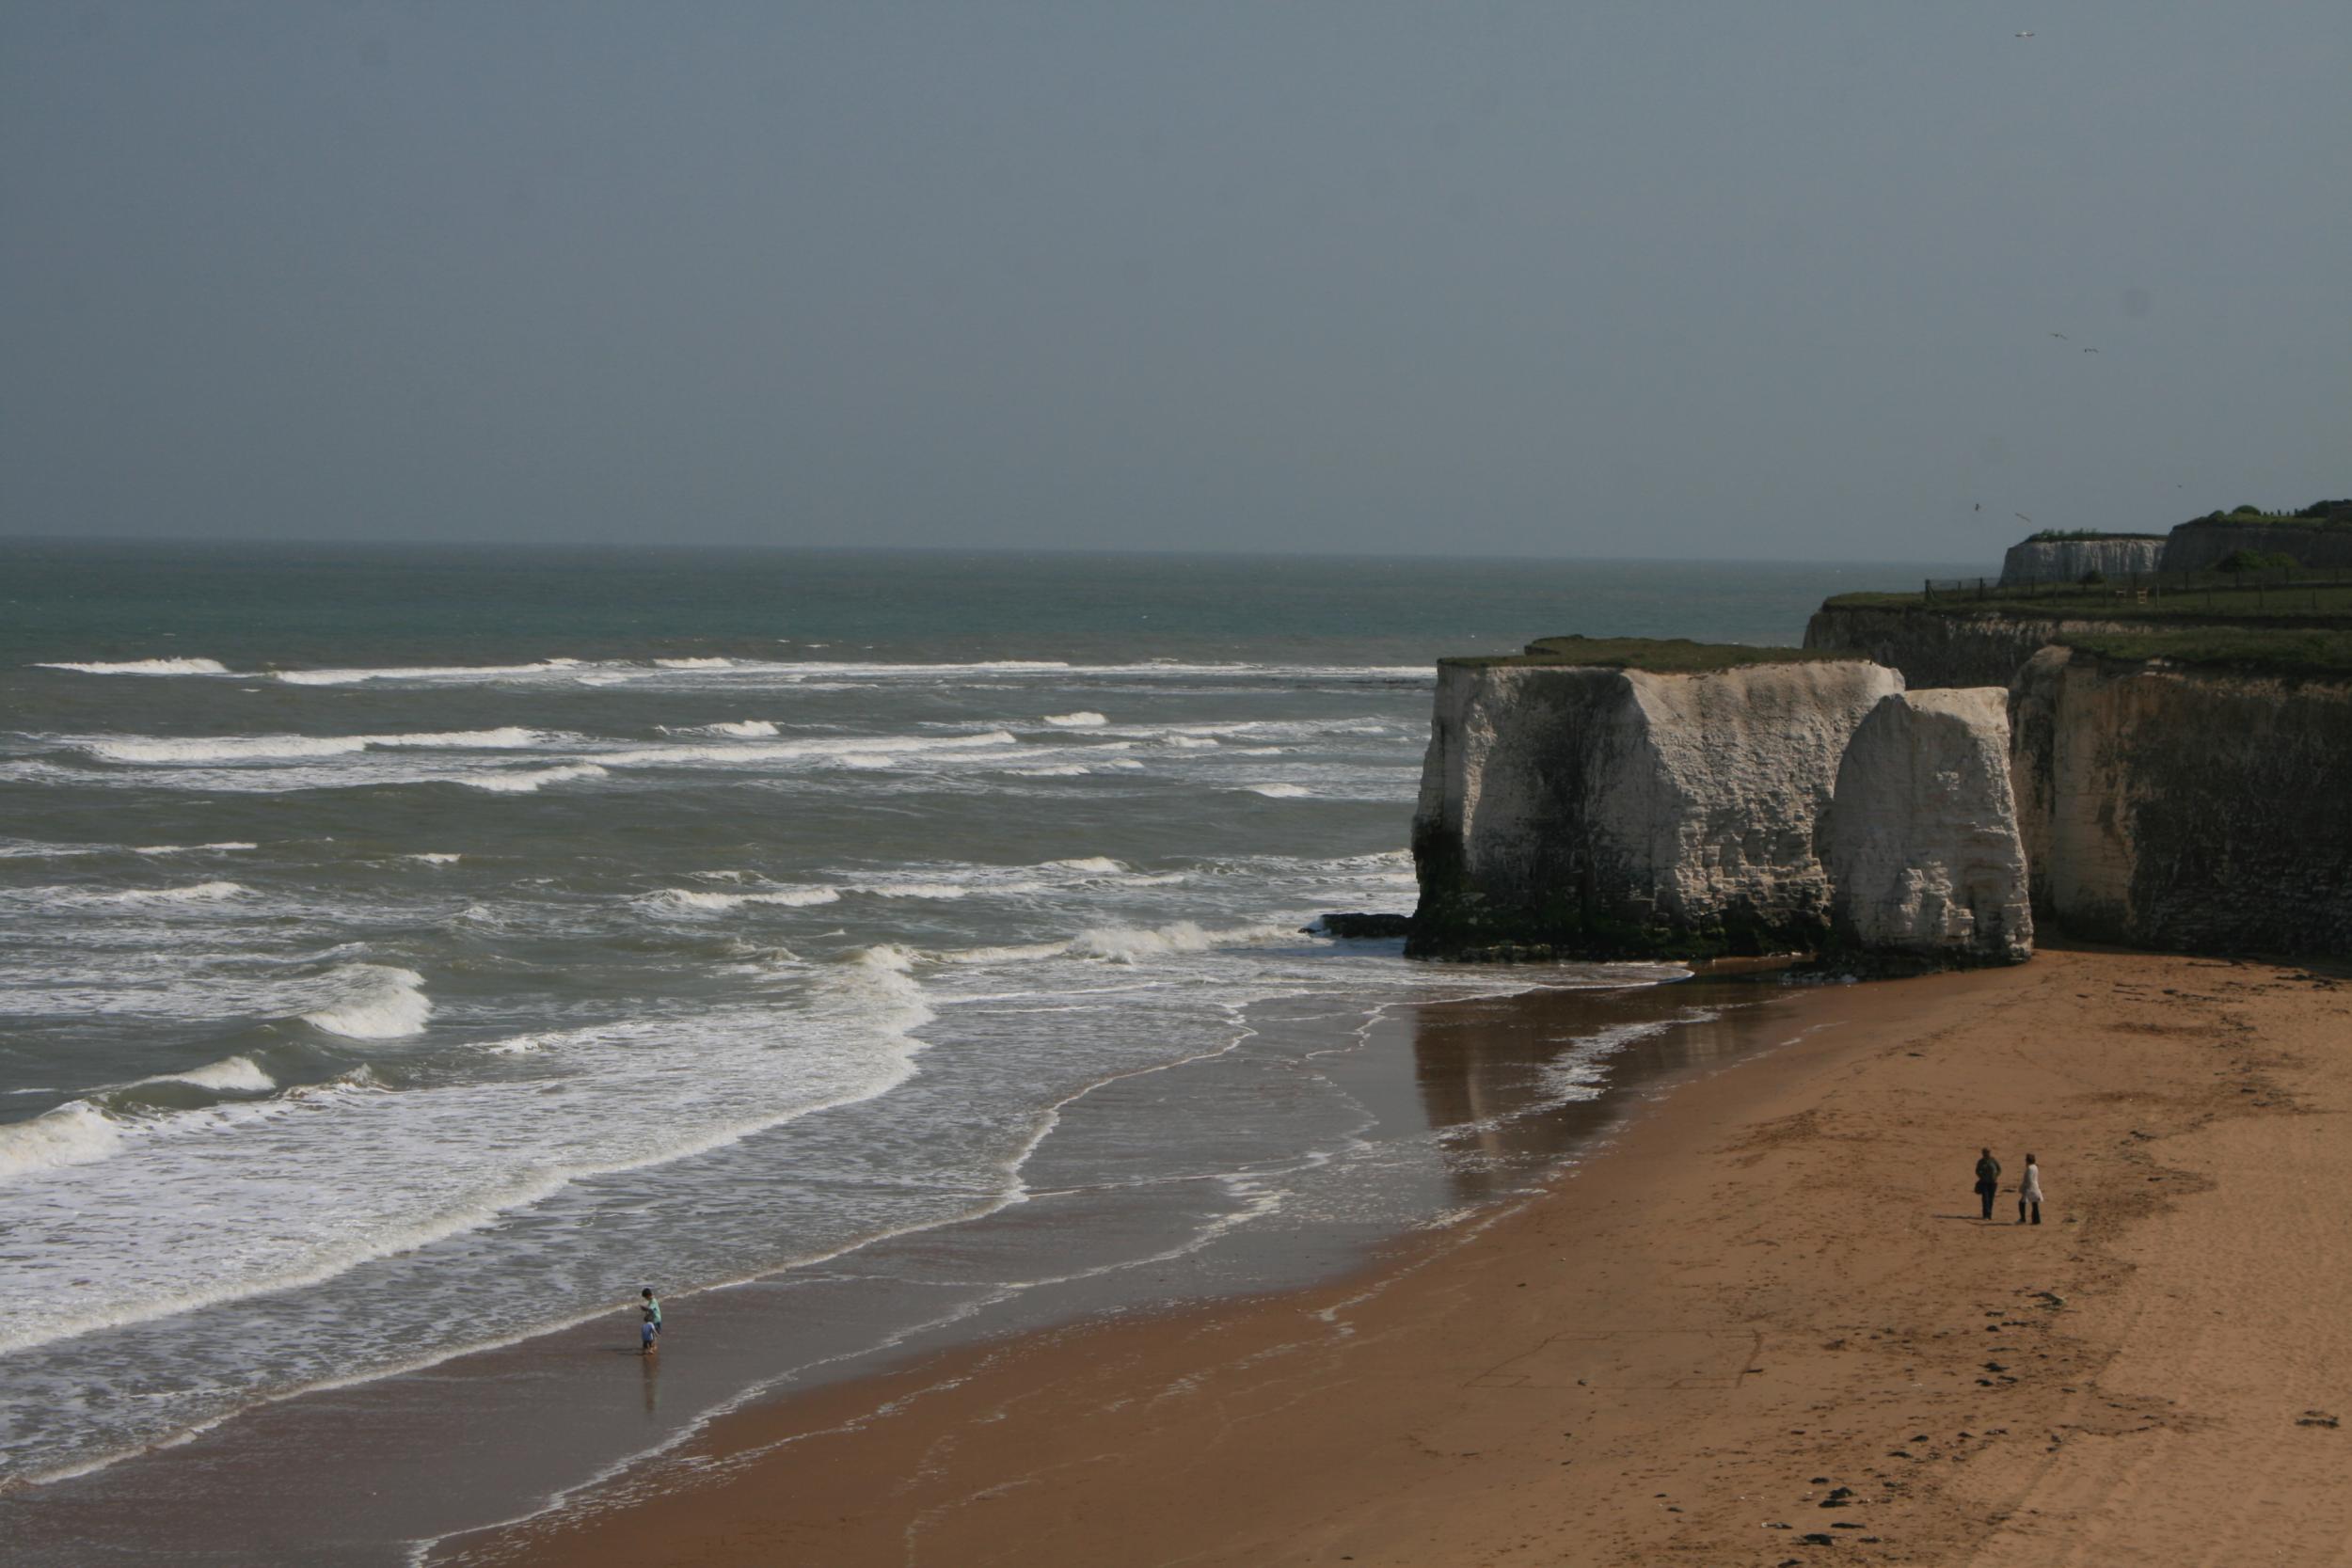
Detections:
370,728,548,750
273,659,584,686
83,728,550,765
99,880,251,905
858,883,969,900
0,1101,124,1176
1247,784,1312,799
35,657,230,676
461,764,610,794
639,886,842,914
1163,735,1220,749
1042,711,1108,727
91,736,365,763
480,1033,561,1056
672,720,779,737
595,731,1019,768
1065,918,1310,964
653,657,735,670
299,966,433,1039
1006,765,1090,777
405,852,462,864
1041,856,1125,875
136,1056,276,1094
132,842,258,855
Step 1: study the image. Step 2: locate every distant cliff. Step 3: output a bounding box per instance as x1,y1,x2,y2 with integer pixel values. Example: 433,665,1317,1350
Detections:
2007,647,2352,955
1407,645,1901,959
2159,517,2352,573
2000,536,2165,586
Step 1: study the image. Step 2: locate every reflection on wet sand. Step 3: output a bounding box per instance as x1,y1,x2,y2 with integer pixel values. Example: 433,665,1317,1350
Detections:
1411,977,1801,1204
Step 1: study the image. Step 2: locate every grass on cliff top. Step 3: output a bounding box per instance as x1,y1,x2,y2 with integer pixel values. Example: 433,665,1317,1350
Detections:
2062,627,2352,679
1438,635,1854,673
2022,529,2166,544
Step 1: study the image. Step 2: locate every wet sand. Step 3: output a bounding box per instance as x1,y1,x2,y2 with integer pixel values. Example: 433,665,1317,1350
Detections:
436,947,2352,1567
6,969,1817,1565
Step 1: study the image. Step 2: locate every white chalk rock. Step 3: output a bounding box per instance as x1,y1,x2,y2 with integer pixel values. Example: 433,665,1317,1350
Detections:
1824,689,2033,963
1411,657,1903,954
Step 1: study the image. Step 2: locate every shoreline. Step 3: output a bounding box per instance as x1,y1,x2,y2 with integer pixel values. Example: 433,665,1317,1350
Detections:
5,964,1802,1565
437,946,2351,1567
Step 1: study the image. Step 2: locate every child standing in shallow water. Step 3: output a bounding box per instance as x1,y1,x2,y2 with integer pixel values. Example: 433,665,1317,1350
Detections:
639,1287,662,1354
2017,1155,2044,1226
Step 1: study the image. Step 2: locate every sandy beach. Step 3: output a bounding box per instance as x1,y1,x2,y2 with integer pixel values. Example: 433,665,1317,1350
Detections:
438,945,2352,1568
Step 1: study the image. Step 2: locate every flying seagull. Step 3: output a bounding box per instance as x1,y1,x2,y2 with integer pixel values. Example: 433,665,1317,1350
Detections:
2050,332,2068,340
2015,513,2034,524
1974,503,1982,512
2083,346,2098,353
2015,31,2035,38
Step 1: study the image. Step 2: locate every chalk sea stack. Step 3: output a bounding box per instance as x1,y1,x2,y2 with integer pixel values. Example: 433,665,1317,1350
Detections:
1822,689,2033,965
1406,637,1902,960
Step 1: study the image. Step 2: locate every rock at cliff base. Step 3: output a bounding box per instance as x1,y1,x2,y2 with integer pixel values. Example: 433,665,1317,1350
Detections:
1823,689,2032,965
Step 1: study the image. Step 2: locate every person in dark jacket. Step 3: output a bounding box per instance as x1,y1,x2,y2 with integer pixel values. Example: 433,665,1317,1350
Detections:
1974,1148,2002,1220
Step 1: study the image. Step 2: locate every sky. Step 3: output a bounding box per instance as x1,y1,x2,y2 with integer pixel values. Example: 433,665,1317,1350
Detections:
2,2,2345,562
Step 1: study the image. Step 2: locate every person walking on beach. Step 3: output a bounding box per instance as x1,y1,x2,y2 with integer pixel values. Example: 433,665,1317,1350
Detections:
639,1287,662,1354
1974,1148,2002,1221
2017,1155,2043,1226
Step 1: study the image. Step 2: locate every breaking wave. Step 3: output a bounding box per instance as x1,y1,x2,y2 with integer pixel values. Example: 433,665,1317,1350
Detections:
298,966,433,1039
672,720,778,737
35,658,230,676
82,729,550,765
99,881,250,905
461,765,610,794
0,1101,123,1176
638,886,842,914
135,1056,276,1094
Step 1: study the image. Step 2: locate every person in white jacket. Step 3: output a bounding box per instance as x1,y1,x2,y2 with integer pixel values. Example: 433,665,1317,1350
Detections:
2017,1154,2044,1226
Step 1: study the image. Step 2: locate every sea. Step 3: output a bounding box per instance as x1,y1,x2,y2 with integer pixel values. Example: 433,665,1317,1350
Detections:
0,542,1980,1553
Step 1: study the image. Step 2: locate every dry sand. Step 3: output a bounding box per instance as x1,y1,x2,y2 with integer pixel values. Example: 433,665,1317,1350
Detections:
445,946,2351,1568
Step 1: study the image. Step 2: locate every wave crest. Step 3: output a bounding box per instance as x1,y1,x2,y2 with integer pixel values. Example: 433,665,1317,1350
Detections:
36,658,230,676
462,764,609,794
0,1101,124,1177
299,965,432,1039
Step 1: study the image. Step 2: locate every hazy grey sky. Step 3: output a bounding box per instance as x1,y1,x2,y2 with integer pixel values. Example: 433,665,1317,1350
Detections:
3,3,2344,561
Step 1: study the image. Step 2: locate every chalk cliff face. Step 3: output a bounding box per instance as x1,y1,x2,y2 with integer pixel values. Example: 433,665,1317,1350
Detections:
1408,658,1902,958
1999,537,2165,586
2008,650,2352,955
1822,689,2032,964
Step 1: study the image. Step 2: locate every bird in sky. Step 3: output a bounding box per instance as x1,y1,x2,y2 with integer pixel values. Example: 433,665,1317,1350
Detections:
2083,346,2099,353
2051,332,2068,340
1974,503,1982,512
2015,31,2035,39
2015,513,2034,524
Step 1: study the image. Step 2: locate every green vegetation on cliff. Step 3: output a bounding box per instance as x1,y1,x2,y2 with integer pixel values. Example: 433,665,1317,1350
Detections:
2178,499,2352,530
1440,635,1855,673
2061,627,2352,679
